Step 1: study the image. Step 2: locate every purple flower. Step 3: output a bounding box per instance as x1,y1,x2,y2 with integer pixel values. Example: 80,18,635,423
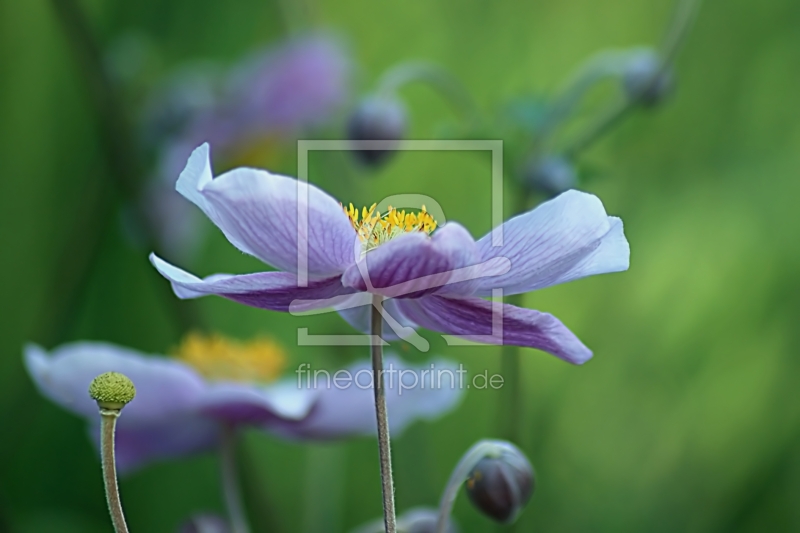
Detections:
24,337,462,473
139,34,351,262
151,144,629,364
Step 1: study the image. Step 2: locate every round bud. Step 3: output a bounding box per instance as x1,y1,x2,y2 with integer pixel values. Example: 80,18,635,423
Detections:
622,50,675,107
398,507,458,533
177,514,230,533
88,372,136,411
346,95,407,167
521,156,577,198
464,443,534,524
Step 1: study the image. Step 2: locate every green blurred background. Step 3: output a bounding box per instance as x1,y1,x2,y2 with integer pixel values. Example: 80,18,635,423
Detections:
2,0,800,531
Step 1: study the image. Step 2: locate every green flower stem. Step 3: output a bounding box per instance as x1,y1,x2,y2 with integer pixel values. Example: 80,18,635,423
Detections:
220,425,251,533
562,0,703,159
376,61,482,130
99,410,130,533
371,295,397,533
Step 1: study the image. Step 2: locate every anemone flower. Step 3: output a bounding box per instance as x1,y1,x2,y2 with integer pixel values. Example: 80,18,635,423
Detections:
24,335,462,473
150,144,629,364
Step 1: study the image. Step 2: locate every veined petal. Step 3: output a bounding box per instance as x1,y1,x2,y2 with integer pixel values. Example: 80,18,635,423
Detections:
269,355,464,439
176,144,358,276
24,342,206,424
475,190,630,296
151,254,354,311
397,296,593,364
341,223,479,298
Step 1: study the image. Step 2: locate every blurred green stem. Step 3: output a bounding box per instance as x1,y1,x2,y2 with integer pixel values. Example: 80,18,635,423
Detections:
562,0,702,158
220,426,251,533
377,61,482,131
99,410,130,533
371,295,397,533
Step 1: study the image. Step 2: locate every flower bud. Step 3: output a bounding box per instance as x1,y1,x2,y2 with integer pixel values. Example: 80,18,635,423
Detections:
398,507,458,533
464,442,534,524
177,514,230,533
89,372,136,411
622,50,674,107
521,156,577,198
346,95,407,167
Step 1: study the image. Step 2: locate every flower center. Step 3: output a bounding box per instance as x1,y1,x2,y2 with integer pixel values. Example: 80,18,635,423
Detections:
174,332,286,383
343,203,438,253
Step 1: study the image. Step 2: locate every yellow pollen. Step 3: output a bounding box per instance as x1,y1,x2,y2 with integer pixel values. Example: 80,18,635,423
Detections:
342,202,438,253
174,332,286,383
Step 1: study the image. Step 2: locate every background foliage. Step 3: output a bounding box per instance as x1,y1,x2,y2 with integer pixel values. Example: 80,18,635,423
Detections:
1,0,800,531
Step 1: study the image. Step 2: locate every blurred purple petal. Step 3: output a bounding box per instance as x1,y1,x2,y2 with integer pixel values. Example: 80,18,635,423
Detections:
271,356,464,439
475,190,629,296
198,380,318,425
398,296,593,364
150,254,354,311
175,144,358,276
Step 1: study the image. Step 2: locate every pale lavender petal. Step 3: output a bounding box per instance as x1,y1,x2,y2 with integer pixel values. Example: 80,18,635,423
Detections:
270,356,464,439
475,190,630,296
335,294,417,341
198,379,318,425
341,224,478,298
175,144,358,276
24,342,206,423
151,254,354,311
91,416,220,474
397,296,593,364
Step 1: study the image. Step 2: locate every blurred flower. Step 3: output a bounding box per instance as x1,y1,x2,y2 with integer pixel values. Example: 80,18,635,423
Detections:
24,336,461,472
464,442,534,524
137,34,352,262
519,155,577,198
346,95,407,167
622,49,674,107
151,144,629,364
352,507,458,533
177,514,230,533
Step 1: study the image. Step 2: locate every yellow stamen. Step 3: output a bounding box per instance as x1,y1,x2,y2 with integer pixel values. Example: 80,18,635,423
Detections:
342,202,438,253
174,332,286,383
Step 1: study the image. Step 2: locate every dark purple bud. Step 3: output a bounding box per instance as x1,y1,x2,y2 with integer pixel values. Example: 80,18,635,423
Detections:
464,443,534,524
177,514,230,533
622,50,675,107
521,156,577,198
399,507,458,533
346,95,407,167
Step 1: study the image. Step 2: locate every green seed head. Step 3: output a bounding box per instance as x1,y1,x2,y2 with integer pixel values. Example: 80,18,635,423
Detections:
88,372,136,410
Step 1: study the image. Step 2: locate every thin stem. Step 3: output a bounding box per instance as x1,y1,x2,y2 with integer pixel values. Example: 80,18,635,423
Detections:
371,295,397,533
99,411,129,533
376,61,482,130
220,426,251,533
562,0,703,158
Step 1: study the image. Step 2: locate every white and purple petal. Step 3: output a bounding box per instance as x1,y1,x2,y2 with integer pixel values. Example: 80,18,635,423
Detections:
397,296,593,364
24,342,207,423
175,144,358,277
475,190,629,296
341,224,479,299
269,356,464,440
151,254,354,312
198,379,318,425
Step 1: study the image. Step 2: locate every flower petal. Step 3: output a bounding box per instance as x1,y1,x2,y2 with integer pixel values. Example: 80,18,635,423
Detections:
269,355,464,439
341,223,479,298
175,144,358,276
475,190,629,296
24,342,206,423
397,296,593,364
93,416,220,474
150,254,354,311
335,293,418,341
197,379,319,425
